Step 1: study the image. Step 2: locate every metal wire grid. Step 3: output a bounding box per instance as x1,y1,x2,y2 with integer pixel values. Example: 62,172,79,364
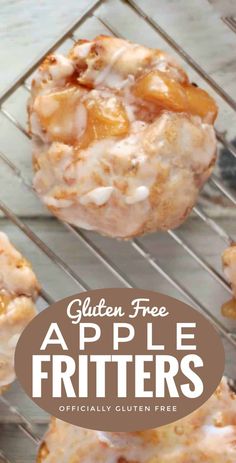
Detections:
0,0,236,461
222,16,236,33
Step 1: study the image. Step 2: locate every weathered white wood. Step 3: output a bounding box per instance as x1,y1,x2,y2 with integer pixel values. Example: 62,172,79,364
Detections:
0,1,236,461
209,0,236,15
0,0,96,94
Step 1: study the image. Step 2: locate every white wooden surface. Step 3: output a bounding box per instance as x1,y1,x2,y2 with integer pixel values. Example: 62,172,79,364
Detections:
0,1,236,462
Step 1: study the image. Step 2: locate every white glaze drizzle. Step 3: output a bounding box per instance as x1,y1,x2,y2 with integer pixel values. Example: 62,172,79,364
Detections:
94,46,127,86
74,42,92,58
75,103,87,139
125,185,149,204
80,186,114,206
50,55,74,80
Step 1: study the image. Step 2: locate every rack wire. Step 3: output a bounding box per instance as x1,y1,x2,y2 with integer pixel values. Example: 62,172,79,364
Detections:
222,17,236,33
0,1,236,461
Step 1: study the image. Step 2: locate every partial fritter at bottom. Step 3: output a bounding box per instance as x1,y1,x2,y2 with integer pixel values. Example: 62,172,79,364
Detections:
0,232,39,393
38,378,236,463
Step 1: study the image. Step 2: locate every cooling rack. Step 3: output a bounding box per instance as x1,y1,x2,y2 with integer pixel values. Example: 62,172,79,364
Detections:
222,16,236,32
0,1,236,461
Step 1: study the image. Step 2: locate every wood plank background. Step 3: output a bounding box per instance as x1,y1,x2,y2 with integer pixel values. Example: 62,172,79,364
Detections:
0,1,236,461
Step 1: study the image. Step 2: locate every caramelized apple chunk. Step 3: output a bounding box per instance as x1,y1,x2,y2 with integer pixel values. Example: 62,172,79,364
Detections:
32,87,87,144
185,85,218,123
133,70,217,123
32,87,129,148
221,299,236,320
86,96,130,139
133,70,188,113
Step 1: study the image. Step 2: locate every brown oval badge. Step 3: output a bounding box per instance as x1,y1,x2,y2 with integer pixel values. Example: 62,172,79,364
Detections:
15,289,224,431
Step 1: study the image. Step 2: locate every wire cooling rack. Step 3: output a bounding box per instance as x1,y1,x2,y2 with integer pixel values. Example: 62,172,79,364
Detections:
0,1,236,461
222,16,236,32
